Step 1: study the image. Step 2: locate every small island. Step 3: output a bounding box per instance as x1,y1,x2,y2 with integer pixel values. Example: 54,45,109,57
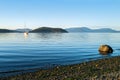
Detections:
30,27,68,33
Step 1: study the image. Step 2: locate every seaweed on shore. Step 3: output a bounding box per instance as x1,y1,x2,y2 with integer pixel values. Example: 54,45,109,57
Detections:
1,56,120,80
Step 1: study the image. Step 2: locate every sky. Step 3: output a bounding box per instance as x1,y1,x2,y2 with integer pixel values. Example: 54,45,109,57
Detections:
0,0,120,30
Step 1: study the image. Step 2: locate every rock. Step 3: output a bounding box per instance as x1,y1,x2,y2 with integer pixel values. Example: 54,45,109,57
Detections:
98,45,113,55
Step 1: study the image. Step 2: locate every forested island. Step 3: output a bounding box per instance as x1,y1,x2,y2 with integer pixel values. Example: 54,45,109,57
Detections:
30,27,68,33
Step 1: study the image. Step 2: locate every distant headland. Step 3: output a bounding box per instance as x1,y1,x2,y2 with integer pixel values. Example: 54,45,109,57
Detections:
0,29,15,33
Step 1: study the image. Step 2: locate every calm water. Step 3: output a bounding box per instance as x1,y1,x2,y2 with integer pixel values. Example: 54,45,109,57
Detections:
0,33,120,74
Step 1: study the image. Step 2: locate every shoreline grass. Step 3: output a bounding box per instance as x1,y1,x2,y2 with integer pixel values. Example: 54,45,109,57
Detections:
1,56,120,80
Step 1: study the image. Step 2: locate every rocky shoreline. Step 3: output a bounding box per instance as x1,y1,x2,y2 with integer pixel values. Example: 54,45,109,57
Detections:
1,56,120,80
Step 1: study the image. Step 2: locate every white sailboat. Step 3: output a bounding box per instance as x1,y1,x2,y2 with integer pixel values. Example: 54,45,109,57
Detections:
24,32,28,36
24,23,29,37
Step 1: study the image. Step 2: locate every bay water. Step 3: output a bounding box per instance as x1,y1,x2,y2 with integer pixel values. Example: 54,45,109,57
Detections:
0,33,120,75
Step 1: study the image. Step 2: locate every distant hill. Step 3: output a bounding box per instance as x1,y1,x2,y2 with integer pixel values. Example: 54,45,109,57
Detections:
30,27,68,33
0,29,14,33
92,28,117,32
66,27,91,32
15,28,32,33
0,27,119,33
66,27,120,33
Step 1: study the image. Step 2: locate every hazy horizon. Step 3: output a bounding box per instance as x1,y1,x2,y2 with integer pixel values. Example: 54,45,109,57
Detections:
0,0,120,30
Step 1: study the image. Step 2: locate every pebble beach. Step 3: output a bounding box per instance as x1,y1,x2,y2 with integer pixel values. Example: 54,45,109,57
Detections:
1,56,120,80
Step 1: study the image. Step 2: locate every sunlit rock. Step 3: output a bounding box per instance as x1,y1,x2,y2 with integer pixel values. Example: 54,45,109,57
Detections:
98,45,113,55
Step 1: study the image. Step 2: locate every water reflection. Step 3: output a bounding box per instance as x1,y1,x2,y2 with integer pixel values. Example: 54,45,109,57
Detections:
32,33,63,40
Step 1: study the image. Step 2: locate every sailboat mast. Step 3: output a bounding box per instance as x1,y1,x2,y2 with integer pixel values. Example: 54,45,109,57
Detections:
23,22,28,36
24,22,28,32
24,22,26,32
